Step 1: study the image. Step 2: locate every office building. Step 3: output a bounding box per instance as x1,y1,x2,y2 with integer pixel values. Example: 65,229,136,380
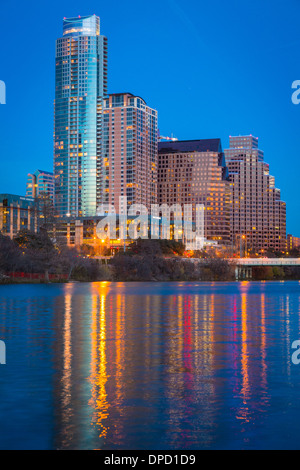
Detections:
225,135,264,163
287,234,300,252
26,170,54,200
0,194,39,238
158,139,231,244
224,135,286,252
54,15,108,217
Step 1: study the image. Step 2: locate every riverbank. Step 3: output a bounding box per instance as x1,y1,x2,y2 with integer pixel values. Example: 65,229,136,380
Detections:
2,232,300,284
3,262,300,283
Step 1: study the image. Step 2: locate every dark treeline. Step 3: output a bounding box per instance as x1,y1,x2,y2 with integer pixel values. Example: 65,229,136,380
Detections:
2,232,299,283
0,230,107,282
111,239,235,281
252,265,300,280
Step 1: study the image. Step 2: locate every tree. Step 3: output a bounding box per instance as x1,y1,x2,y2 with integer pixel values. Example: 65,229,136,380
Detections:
200,258,234,281
289,248,300,258
0,234,21,272
14,229,56,282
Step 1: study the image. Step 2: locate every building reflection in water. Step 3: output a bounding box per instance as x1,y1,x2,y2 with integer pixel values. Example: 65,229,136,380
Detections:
54,281,292,449
60,284,73,447
231,282,271,442
89,292,110,441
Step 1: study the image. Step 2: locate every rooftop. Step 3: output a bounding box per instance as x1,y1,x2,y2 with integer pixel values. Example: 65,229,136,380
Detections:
62,15,100,37
158,139,222,154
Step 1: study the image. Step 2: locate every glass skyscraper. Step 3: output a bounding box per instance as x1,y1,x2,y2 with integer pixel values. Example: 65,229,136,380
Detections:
54,15,107,217
26,170,54,200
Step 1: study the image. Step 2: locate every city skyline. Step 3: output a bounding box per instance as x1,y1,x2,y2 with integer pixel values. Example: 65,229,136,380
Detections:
0,1,299,234
1,2,300,452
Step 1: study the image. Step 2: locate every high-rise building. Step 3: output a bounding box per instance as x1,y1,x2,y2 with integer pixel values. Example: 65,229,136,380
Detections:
226,135,264,163
224,135,286,253
0,194,39,238
26,170,54,200
100,93,158,212
54,15,108,217
158,139,231,244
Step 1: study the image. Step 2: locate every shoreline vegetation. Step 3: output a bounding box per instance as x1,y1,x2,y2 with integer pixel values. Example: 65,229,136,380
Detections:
1,231,300,284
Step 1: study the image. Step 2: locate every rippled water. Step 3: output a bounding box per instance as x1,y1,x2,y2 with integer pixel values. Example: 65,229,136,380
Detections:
0,281,300,449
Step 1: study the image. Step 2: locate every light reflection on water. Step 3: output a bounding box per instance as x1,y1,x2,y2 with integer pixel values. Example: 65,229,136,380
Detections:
0,281,300,449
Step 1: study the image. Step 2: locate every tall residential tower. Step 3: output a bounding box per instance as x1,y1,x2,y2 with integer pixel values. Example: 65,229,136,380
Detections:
100,93,158,212
54,15,107,217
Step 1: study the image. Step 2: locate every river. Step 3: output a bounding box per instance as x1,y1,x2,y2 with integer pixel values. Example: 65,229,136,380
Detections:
0,281,299,449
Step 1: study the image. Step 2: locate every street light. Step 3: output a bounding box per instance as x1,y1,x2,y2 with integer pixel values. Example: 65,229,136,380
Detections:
240,235,246,258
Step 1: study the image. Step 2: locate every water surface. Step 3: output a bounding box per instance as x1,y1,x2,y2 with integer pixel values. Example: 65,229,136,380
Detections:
0,281,300,450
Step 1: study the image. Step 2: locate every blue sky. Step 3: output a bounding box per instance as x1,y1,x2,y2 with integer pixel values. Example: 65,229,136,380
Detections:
0,0,299,233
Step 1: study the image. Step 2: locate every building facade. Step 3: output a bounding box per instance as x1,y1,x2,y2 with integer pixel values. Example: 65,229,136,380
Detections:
287,234,300,251
158,139,231,245
54,15,108,218
224,136,286,253
26,170,54,200
51,214,194,253
0,194,39,238
225,135,264,163
99,93,158,212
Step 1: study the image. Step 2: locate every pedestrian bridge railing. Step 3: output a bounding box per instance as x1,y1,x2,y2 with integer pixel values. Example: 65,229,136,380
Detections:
229,258,300,266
